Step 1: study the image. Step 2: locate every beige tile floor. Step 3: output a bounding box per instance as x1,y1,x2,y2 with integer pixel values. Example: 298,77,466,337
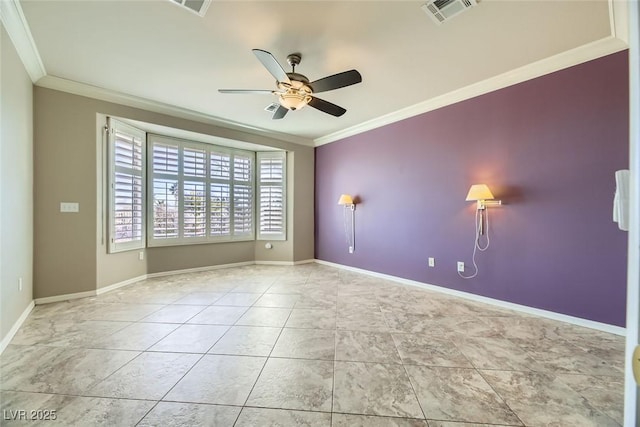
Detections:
0,264,625,426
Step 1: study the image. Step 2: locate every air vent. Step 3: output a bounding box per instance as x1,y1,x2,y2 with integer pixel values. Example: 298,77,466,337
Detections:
170,0,212,17
421,0,477,25
264,103,280,113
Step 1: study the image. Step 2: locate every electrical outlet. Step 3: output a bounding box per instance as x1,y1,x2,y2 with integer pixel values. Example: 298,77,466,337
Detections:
428,257,435,267
348,246,354,254
457,261,465,272
19,277,23,291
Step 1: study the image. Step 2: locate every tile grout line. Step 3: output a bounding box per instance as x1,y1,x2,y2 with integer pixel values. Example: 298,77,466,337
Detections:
330,274,340,427
132,278,259,426
231,272,303,426
473,367,527,427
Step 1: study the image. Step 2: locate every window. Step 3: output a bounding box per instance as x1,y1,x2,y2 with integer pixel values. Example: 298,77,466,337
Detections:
147,135,255,246
257,151,286,240
106,119,286,251
107,119,146,253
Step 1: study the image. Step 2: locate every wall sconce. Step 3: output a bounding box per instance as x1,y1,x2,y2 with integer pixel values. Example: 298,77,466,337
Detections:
465,184,502,235
338,194,356,253
460,184,502,279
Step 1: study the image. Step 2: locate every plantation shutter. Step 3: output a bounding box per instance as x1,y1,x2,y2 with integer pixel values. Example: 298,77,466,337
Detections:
233,153,254,237
257,151,286,240
108,118,146,253
210,151,231,236
150,140,180,241
182,145,207,238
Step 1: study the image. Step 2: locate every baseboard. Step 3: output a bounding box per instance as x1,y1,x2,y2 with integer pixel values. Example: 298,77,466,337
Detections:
255,259,315,266
34,290,96,305
96,274,148,295
34,261,267,306
0,301,35,355
146,261,255,279
255,260,295,266
314,259,625,336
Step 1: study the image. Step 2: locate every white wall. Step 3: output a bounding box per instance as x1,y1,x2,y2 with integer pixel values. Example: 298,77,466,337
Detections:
0,23,34,343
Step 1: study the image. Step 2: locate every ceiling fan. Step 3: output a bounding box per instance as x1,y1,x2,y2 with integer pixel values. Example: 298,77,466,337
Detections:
219,49,362,120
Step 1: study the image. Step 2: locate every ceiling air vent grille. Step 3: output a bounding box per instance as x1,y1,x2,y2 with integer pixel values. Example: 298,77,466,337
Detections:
264,103,280,113
170,0,212,17
421,0,477,25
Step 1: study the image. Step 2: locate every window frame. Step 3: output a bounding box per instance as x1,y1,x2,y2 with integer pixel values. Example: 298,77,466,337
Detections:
107,118,147,253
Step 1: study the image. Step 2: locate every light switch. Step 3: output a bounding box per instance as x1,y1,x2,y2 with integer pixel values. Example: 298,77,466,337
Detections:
60,202,79,213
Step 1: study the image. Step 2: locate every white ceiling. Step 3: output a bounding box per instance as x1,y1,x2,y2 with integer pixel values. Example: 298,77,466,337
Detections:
18,0,624,143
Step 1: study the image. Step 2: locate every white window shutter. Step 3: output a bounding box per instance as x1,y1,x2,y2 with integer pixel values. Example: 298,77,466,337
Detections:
150,140,180,241
257,151,286,241
233,153,254,237
108,118,146,253
210,150,232,237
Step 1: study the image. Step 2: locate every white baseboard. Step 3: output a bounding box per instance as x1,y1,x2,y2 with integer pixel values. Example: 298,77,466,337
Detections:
0,301,35,355
146,261,255,279
314,259,625,336
34,261,269,307
255,259,315,266
34,290,96,305
96,274,148,295
255,260,295,266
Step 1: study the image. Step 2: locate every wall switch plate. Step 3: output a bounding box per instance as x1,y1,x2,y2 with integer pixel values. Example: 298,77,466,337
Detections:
60,202,79,213
428,257,435,267
138,251,144,261
19,277,23,291
457,261,465,272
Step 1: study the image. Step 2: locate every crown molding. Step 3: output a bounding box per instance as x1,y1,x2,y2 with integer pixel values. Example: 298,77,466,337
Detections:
0,0,45,82
314,35,628,147
36,75,314,147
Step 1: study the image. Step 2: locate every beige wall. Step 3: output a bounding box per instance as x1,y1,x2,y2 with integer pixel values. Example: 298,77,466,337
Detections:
34,87,315,298
34,88,97,298
147,242,255,274
292,151,315,261
252,150,316,262
1,25,34,339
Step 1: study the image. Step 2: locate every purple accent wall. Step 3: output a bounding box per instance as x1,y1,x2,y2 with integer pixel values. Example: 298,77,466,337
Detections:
315,51,629,327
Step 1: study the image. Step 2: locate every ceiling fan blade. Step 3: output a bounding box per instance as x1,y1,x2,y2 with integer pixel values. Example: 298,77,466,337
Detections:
252,49,291,84
309,70,362,93
272,105,288,120
218,89,275,94
308,97,347,117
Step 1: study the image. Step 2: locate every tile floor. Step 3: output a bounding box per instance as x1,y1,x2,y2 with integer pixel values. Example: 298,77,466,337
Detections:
0,264,625,426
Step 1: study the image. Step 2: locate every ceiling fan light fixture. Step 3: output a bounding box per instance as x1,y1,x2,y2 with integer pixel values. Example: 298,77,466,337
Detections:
277,81,312,110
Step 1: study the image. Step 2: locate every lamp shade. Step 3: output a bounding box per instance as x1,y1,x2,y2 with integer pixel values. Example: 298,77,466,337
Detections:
338,194,354,205
466,184,494,201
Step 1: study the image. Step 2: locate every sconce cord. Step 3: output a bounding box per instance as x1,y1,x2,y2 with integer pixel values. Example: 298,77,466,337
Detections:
459,208,491,279
477,208,490,251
